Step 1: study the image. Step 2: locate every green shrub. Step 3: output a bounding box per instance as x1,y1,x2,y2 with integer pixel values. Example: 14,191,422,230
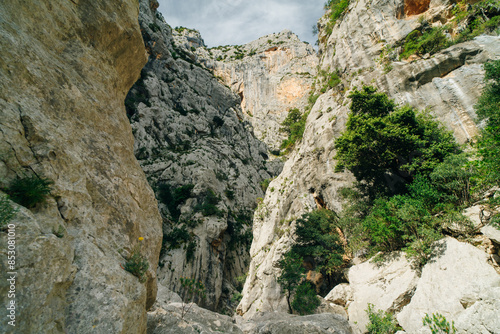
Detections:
366,303,401,334
260,178,271,192
124,239,149,283
180,277,206,318
0,195,16,228
163,225,191,250
325,0,351,25
6,175,53,208
280,108,309,153
195,189,223,217
291,281,321,315
292,209,345,277
158,183,194,222
278,252,305,313
423,313,456,334
400,27,449,60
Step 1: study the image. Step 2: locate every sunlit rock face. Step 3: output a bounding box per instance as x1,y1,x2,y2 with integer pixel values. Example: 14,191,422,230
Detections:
0,0,162,333
209,31,319,152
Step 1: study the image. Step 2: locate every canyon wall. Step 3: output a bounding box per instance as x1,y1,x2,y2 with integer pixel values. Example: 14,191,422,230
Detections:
238,0,500,333
0,0,162,333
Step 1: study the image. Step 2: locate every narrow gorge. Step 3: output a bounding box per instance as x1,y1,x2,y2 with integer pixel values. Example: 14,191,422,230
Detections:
0,0,499,333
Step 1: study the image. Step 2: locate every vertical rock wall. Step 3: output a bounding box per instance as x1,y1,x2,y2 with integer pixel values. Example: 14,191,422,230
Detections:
0,0,162,332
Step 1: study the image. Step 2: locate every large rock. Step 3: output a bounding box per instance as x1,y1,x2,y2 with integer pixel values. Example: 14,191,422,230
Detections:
237,312,352,334
0,0,162,333
397,237,500,333
347,253,419,333
147,303,243,334
325,283,353,307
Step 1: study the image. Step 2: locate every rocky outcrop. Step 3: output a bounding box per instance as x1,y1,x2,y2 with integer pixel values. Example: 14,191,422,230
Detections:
0,0,161,333
209,31,319,151
239,0,500,324
128,0,283,312
172,29,318,151
397,237,500,333
347,254,419,333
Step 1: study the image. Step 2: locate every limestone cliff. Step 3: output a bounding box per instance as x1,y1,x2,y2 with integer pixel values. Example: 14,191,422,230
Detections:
238,0,500,332
127,0,284,312
0,0,162,333
171,28,318,152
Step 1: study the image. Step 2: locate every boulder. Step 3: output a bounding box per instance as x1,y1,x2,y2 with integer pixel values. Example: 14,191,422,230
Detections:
238,312,352,334
325,283,353,307
347,253,419,333
397,237,500,333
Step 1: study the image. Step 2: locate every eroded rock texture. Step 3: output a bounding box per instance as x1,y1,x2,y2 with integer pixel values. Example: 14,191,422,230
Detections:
0,0,162,333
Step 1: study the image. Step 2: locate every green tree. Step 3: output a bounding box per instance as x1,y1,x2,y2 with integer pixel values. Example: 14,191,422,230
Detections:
292,209,345,282
334,86,458,199
475,60,500,185
277,252,305,313
291,281,321,315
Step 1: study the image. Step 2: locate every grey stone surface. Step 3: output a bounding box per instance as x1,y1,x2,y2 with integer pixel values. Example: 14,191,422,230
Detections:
397,237,500,333
239,0,500,322
347,253,419,333
0,0,162,333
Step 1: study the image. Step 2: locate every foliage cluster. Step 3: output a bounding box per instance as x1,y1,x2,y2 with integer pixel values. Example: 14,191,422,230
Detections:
365,304,401,334
278,209,346,314
179,277,206,319
335,86,458,199
279,108,309,153
124,241,149,283
227,210,253,251
291,209,345,278
4,175,53,209
334,86,478,267
423,313,457,334
291,281,322,315
158,183,194,222
322,0,351,41
475,60,500,185
194,189,224,217
0,194,16,229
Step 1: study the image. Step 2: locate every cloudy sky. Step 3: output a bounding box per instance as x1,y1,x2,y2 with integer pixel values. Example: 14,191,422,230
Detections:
157,0,326,47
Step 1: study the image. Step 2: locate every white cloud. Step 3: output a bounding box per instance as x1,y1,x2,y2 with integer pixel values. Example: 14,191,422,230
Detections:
157,0,325,47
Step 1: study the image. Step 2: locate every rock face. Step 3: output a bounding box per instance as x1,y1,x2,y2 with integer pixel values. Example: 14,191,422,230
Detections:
239,0,500,324
397,237,500,333
171,28,318,151
208,31,319,151
0,0,162,333
347,254,419,333
128,0,283,312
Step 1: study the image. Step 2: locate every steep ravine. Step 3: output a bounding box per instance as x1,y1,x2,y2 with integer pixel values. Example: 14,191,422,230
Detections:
128,0,303,313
